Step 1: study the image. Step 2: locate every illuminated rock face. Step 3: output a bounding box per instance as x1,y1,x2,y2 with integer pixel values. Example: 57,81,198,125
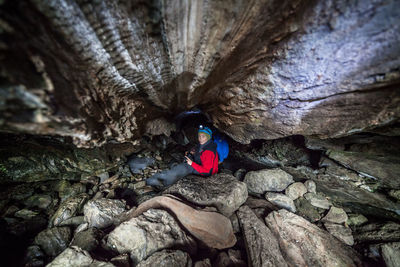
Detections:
0,0,399,146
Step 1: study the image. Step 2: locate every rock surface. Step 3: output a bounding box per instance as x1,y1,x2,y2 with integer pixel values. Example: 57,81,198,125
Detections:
237,206,287,267
47,246,114,267
50,193,89,227
136,250,191,267
164,173,247,217
381,242,400,267
34,227,71,257
265,192,296,213
285,182,307,200
321,207,348,224
265,209,362,266
83,198,126,228
244,168,294,194
324,222,354,246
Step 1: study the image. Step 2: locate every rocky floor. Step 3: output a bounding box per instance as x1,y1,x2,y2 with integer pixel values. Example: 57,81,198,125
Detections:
1,135,400,267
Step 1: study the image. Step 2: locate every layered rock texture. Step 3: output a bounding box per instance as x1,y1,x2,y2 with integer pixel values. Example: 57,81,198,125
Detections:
0,0,399,146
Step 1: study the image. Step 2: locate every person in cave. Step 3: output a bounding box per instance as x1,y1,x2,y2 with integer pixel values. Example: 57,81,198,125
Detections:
145,125,219,189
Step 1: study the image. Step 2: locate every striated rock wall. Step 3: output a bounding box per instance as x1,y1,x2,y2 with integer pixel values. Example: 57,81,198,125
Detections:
0,0,399,146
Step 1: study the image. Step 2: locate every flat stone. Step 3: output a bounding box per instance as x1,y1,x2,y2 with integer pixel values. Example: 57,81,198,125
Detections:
236,205,287,267
285,182,307,200
83,198,126,228
265,192,296,213
105,209,196,265
324,222,354,246
136,249,191,267
164,173,248,217
266,209,362,266
34,227,71,257
14,209,39,220
49,193,89,227
381,242,400,267
303,180,316,193
322,206,348,224
244,168,294,194
304,192,331,209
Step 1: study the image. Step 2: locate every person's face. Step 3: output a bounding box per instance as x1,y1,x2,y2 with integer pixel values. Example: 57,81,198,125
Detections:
198,133,209,145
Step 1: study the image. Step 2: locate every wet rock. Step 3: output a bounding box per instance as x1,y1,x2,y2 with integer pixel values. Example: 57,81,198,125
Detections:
265,209,362,266
164,173,247,217
105,209,196,265
136,249,191,267
381,242,400,267
244,168,294,194
83,198,126,229
294,197,322,222
346,214,368,227
321,206,348,224
46,246,114,267
49,193,89,227
236,206,287,267
285,182,307,200
110,254,130,267
353,222,400,243
304,192,331,209
34,227,71,257
24,194,53,210
324,222,354,246
265,192,296,213
14,209,39,220
71,227,104,252
304,180,316,193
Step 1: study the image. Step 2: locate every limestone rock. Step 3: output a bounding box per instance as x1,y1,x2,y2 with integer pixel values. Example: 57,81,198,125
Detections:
294,197,322,222
244,168,294,194
136,250,191,267
322,207,348,224
34,227,71,257
47,246,115,267
105,209,196,265
265,209,362,266
83,198,126,228
381,242,400,267
324,222,354,246
50,193,89,227
304,180,316,193
164,173,247,217
236,205,287,267
265,192,296,213
304,192,331,209
285,182,307,200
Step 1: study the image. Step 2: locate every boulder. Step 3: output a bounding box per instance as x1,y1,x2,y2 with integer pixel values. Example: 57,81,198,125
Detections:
105,209,197,265
236,205,287,267
321,207,348,224
34,227,71,257
294,197,322,222
136,249,191,267
83,198,126,228
47,246,115,267
49,193,89,227
164,173,247,217
265,209,362,266
324,222,354,246
381,242,400,267
353,222,400,243
265,192,296,213
304,192,331,209
303,180,316,193
71,227,104,252
244,168,294,194
285,182,307,200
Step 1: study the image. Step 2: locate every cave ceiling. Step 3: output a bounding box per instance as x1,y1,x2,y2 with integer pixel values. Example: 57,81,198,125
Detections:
0,0,399,147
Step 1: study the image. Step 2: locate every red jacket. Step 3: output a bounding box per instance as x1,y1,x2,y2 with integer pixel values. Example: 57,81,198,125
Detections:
191,141,219,176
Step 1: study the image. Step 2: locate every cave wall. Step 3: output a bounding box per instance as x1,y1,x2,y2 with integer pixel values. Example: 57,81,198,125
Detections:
0,0,399,146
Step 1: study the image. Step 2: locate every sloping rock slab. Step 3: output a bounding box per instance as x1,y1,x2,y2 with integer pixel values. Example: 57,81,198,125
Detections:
83,198,126,228
236,205,287,267
163,173,247,217
244,168,294,194
324,222,354,246
136,249,191,267
381,242,400,267
105,209,197,265
47,246,114,267
128,195,236,249
265,209,362,267
50,193,89,227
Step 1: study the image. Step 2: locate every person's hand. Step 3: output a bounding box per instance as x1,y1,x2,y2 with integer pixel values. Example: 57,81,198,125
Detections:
185,156,193,166
190,148,195,155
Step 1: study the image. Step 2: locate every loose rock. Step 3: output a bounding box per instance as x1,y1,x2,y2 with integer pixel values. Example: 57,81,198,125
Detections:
83,198,126,228
46,246,114,267
50,193,89,227
136,249,191,267
346,214,368,227
294,197,322,222
34,227,71,257
324,222,354,246
303,180,316,193
322,206,348,224
265,192,296,213
244,168,294,194
304,192,331,209
71,227,104,252
381,242,400,267
285,182,307,200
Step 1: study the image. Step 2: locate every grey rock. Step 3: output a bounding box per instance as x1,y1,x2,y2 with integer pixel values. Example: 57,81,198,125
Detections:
136,249,191,267
381,242,400,267
285,182,307,200
97,172,109,183
304,192,331,209
229,213,240,234
244,168,294,194
105,209,196,265
294,197,323,222
164,173,248,217
71,227,104,252
353,222,400,243
50,193,89,227
46,246,115,267
75,222,89,234
324,222,354,246
265,192,296,213
58,216,85,227
24,194,53,210
83,198,126,228
303,180,316,194
346,214,368,227
322,207,348,224
14,209,39,220
266,209,362,266
236,205,287,267
34,227,71,257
